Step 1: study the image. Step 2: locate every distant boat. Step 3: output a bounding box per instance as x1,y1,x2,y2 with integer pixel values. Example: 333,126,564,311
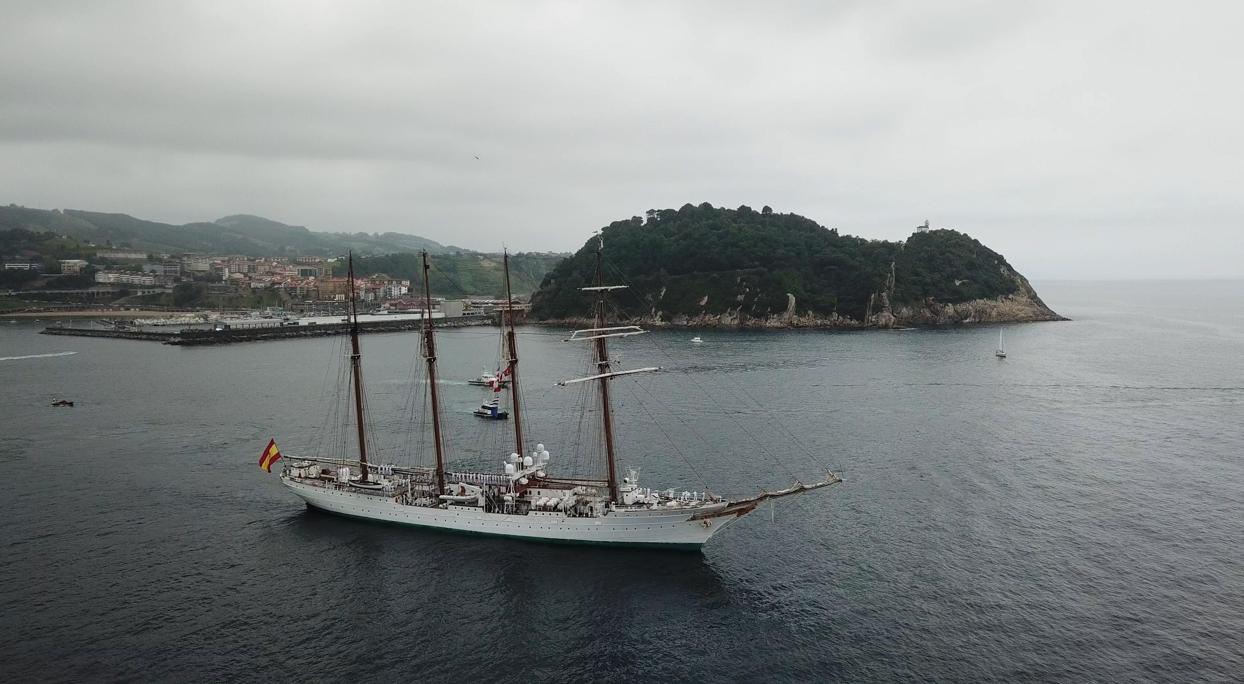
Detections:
473,396,509,420
469,326,514,387
690,336,703,344
51,399,74,407
467,371,509,388
995,329,1007,358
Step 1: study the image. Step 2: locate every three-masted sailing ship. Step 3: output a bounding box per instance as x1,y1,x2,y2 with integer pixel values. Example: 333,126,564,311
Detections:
272,247,840,548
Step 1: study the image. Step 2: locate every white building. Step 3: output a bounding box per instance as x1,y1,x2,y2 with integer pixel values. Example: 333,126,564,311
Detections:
95,271,156,286
59,259,89,274
182,256,213,273
143,261,182,276
3,260,42,271
97,249,148,261
380,281,410,299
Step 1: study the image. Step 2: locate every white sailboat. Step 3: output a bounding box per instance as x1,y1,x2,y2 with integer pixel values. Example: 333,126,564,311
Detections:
996,328,1007,358
271,246,840,549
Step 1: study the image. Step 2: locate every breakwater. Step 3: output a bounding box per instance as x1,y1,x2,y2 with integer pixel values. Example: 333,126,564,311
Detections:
41,315,493,345
41,327,179,342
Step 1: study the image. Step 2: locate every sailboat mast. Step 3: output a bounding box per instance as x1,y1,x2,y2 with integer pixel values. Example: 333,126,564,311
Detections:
346,252,371,483
420,251,447,497
502,251,525,459
593,249,621,503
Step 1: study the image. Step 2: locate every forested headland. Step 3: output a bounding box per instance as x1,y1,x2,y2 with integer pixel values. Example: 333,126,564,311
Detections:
530,203,1061,327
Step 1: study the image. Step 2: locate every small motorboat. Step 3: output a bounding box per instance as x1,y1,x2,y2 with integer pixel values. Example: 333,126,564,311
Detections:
51,399,74,407
467,370,509,388
473,397,509,420
691,336,703,344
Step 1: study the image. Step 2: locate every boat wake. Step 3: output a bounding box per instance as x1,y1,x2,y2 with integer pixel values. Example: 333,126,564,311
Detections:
0,351,78,362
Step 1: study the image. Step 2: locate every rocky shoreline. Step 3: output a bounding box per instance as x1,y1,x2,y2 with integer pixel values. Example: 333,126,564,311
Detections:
538,302,1063,330
537,273,1065,330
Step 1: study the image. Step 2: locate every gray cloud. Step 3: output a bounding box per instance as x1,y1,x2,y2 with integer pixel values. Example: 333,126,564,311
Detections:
1,0,1241,278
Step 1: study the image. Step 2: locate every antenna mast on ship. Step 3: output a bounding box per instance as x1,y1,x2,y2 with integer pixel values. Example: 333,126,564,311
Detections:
420,251,447,497
502,250,525,459
346,252,371,484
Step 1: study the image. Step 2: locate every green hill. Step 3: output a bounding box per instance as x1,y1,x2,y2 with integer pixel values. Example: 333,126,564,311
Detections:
530,203,1059,326
346,252,567,297
0,204,451,257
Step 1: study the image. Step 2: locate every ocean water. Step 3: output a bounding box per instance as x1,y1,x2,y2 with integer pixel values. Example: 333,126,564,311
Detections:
1,280,1242,682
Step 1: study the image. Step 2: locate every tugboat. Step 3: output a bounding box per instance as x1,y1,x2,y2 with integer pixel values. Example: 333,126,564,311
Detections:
473,396,509,420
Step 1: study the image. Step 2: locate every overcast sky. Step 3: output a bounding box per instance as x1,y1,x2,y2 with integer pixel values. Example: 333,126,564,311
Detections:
1,1,1241,278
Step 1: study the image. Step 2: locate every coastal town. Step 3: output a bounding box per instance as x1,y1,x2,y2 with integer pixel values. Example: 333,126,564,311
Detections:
2,248,534,346
7,249,404,302
1,243,533,323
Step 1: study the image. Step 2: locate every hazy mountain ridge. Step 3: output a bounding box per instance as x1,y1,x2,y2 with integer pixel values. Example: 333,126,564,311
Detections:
530,203,1063,327
0,204,451,257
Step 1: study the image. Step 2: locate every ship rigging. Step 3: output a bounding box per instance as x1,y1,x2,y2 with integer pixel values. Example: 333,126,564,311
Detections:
270,246,841,548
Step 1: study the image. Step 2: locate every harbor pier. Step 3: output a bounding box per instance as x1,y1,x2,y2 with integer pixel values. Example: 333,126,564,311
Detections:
41,315,494,345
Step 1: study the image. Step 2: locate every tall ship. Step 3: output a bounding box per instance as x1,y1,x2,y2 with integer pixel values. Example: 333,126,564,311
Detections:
270,245,840,548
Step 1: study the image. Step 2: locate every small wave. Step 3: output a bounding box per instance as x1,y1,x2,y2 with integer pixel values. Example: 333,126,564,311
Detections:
0,351,78,362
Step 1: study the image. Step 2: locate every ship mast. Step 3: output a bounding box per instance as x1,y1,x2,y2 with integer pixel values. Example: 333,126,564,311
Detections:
346,252,371,483
556,241,659,502
502,250,525,460
420,251,447,498
592,247,621,504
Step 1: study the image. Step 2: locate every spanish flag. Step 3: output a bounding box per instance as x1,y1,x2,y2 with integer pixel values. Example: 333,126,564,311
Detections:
259,439,282,472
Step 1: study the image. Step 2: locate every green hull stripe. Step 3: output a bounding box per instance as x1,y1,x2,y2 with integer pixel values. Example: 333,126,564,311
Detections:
304,503,706,551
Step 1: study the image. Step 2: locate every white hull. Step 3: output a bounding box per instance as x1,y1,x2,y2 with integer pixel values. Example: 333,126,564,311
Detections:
283,477,737,548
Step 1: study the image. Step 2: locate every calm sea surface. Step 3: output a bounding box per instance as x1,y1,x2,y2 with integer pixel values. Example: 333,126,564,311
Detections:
2,280,1242,682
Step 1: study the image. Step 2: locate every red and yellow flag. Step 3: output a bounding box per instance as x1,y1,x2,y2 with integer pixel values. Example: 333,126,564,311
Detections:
258,439,282,472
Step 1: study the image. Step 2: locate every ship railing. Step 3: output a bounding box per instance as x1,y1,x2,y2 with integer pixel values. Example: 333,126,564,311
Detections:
284,457,436,478
446,471,510,486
